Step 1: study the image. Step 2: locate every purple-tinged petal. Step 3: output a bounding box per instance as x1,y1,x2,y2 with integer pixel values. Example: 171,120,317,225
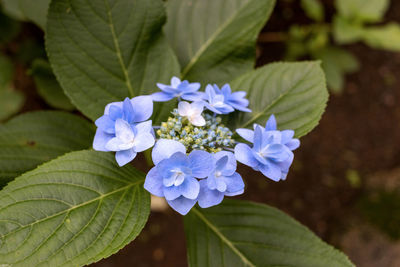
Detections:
144,167,164,197
198,180,224,208
167,196,197,215
93,129,113,151
253,126,263,151
281,130,295,143
115,149,137,166
104,101,123,115
182,92,205,102
234,143,258,168
152,139,186,165
171,76,181,87
189,150,214,178
215,156,228,172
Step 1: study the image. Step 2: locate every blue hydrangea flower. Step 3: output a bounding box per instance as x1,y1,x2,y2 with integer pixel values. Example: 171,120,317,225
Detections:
236,115,300,151
152,76,203,102
93,96,154,165
105,119,155,166
197,151,244,208
203,84,251,114
235,115,298,181
144,139,214,215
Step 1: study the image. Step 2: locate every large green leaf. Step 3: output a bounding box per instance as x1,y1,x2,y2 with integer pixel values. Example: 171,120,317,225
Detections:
185,200,354,267
0,111,94,187
229,61,328,138
30,59,75,110
0,150,150,266
165,0,276,84
335,0,389,23
0,88,24,122
1,0,50,30
46,0,180,122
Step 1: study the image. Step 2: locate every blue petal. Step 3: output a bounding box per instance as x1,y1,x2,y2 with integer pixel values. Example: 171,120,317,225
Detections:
234,143,258,168
228,102,251,112
188,150,213,178
93,129,113,151
95,115,115,134
197,180,224,208
163,184,182,201
286,139,300,150
186,82,201,92
152,139,186,165
130,95,153,122
108,105,123,121
253,126,263,151
115,149,137,166
265,115,277,131
152,92,175,102
122,97,135,123
223,172,245,193
259,162,282,181
215,156,228,172
281,130,295,144
224,188,244,197
157,152,190,178
144,167,164,197
167,196,197,215
236,128,254,143
204,103,222,114
214,151,237,176
182,92,205,102
180,177,200,200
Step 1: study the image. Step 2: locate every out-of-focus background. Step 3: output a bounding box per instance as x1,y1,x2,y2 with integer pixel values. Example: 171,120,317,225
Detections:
2,1,400,266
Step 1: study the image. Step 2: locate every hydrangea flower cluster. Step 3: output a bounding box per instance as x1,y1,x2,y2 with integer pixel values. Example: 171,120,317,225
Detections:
93,76,300,215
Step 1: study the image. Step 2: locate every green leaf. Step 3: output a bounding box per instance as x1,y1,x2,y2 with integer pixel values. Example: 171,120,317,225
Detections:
361,23,400,52
0,111,94,187
312,47,359,93
185,199,354,267
332,16,364,44
164,0,276,84
335,0,389,23
30,59,75,110
46,0,180,122
0,88,24,122
0,150,150,266
229,61,328,138
301,0,324,22
1,0,50,30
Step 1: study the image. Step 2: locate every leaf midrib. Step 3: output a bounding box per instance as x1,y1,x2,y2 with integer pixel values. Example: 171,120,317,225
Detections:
103,0,135,97
192,207,256,267
0,180,144,240
180,0,252,78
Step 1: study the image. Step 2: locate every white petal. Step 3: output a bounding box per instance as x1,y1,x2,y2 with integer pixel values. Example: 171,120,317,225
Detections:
190,115,206,126
178,101,191,116
115,119,134,143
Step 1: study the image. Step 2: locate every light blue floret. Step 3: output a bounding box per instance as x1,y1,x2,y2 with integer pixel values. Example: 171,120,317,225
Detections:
93,96,154,166
203,84,251,114
197,151,244,208
152,76,203,102
144,139,214,215
234,115,300,181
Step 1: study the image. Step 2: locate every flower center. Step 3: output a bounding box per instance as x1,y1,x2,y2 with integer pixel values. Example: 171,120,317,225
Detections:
172,170,185,186
215,171,222,177
156,109,235,153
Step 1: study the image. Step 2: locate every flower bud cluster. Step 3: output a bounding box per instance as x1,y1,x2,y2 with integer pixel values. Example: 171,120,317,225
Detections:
156,109,235,153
